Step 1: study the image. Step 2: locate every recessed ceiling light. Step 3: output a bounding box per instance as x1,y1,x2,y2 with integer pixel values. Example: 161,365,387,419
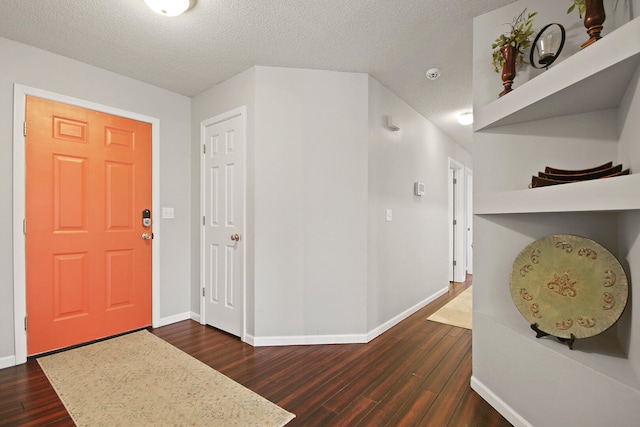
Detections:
457,112,474,126
144,0,196,17
426,68,441,80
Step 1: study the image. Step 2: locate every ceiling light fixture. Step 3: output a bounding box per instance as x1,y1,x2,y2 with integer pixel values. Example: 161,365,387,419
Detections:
457,112,474,126
144,0,196,17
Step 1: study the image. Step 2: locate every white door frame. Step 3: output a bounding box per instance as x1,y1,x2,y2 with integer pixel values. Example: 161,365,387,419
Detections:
465,168,473,275
12,85,161,365
199,106,247,342
448,157,466,283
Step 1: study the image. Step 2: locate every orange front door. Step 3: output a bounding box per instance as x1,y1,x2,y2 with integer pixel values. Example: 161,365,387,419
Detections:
25,96,152,355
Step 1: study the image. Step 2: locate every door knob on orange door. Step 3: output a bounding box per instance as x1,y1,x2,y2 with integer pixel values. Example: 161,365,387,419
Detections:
230,234,240,241
142,233,153,240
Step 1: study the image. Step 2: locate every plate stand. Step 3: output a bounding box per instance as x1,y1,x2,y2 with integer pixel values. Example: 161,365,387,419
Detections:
531,323,576,350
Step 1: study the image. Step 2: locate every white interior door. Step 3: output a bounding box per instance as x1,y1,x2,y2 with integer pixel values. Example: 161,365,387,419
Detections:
201,108,245,338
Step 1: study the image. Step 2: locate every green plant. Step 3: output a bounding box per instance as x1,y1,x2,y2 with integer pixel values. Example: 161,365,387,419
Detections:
491,9,537,73
567,0,586,18
569,0,622,18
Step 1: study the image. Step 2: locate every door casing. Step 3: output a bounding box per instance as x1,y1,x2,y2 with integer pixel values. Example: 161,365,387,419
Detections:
448,157,467,283
465,168,473,275
12,84,161,365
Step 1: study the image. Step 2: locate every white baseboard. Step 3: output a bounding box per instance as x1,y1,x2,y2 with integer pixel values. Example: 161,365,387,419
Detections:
249,333,368,347
366,286,449,342
246,287,449,347
0,354,16,369
190,312,201,323
156,311,192,328
470,376,532,427
244,334,255,346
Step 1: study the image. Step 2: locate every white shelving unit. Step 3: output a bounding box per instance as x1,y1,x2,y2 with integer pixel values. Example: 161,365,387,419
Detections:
474,17,640,132
475,173,640,214
472,6,640,426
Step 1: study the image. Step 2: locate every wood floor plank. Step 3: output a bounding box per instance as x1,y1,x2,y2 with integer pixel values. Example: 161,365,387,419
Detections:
0,274,513,427
417,348,476,426
294,406,337,426
386,388,437,427
446,384,497,427
327,395,377,427
356,373,430,426
360,327,449,403
420,331,472,393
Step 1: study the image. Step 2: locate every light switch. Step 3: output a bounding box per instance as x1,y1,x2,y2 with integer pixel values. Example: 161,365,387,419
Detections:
385,209,392,222
162,207,175,219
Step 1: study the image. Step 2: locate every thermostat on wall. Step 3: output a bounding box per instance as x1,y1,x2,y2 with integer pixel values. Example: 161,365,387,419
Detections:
414,181,425,196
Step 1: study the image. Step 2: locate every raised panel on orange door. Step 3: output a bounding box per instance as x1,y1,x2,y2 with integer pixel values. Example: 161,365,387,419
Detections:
26,96,152,355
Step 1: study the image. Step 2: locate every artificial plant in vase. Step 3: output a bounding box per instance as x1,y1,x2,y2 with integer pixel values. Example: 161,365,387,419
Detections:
568,0,606,48
491,9,537,97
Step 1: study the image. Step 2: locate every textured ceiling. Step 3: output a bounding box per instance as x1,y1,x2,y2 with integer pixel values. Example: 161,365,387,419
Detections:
1,0,518,150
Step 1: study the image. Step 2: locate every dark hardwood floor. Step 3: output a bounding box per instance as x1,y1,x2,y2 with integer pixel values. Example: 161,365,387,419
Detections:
0,275,512,426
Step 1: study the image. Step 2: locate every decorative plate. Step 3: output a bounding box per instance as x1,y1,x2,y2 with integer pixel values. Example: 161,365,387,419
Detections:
509,234,628,339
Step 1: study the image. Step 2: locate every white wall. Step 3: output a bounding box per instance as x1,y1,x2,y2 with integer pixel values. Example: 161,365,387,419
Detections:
367,77,472,331
253,66,369,339
618,59,640,379
0,37,191,362
190,68,256,332
192,66,370,341
474,110,620,195
618,58,640,177
191,66,472,343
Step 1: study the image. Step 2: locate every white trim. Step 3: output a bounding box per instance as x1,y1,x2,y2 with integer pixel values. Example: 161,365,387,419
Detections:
200,106,247,342
367,286,449,342
244,334,255,346
448,157,466,282
157,312,192,328
470,376,533,427
465,168,473,275
250,333,368,347
0,355,17,370
245,286,449,347
12,85,161,365
190,312,201,323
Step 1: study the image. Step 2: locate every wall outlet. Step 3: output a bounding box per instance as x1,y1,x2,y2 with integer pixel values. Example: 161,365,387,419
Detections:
385,209,392,222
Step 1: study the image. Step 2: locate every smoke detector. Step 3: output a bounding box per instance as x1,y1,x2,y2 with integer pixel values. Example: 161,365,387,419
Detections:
426,68,441,80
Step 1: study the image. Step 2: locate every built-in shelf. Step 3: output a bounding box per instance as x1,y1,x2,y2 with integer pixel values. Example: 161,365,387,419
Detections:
475,312,640,392
475,174,640,215
474,17,640,131
472,8,640,425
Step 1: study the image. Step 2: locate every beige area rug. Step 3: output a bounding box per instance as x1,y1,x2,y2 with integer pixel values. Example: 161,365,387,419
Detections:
37,330,295,427
427,286,472,329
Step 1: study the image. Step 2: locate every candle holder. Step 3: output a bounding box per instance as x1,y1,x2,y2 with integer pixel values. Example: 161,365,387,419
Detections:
529,23,566,70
